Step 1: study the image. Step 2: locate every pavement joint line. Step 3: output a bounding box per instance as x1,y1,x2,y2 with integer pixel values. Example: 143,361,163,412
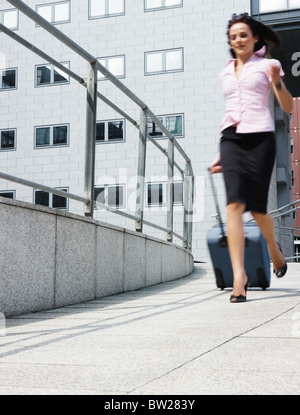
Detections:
2,263,300,394
128,299,300,394
1,289,220,361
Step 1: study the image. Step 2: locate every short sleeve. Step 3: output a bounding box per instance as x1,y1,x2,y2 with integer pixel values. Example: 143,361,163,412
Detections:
265,59,285,84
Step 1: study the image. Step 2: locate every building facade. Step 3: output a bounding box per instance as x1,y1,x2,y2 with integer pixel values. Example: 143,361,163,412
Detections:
0,0,297,261
252,0,300,260
291,97,300,257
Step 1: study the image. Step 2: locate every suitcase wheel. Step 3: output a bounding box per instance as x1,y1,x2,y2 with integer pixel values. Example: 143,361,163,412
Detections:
215,268,226,290
257,267,269,290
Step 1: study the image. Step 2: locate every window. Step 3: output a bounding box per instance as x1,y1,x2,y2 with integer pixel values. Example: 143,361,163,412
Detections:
173,182,184,205
145,0,183,12
89,0,125,19
35,62,69,87
35,124,69,148
145,48,184,75
0,9,18,30
0,191,15,199
147,182,183,207
94,185,125,209
259,0,300,12
98,55,125,80
147,183,163,206
96,119,125,143
0,68,17,90
0,129,16,151
147,114,184,139
34,188,68,210
36,1,70,25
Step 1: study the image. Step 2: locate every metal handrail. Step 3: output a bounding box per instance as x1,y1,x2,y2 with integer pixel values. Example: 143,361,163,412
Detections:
1,0,194,250
0,171,89,204
94,201,186,243
0,23,185,175
269,199,300,260
268,198,300,218
5,0,192,168
231,197,300,260
245,199,300,222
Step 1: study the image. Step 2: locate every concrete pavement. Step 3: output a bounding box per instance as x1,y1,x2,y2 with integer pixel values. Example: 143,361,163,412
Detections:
1,262,300,395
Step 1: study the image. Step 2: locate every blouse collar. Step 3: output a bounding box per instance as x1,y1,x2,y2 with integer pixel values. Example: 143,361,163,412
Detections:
225,46,266,67
254,46,266,57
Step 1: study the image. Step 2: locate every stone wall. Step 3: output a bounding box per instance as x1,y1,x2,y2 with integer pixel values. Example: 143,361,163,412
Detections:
0,197,194,317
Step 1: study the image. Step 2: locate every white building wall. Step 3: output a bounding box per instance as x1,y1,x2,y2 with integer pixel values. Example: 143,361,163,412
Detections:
0,0,251,261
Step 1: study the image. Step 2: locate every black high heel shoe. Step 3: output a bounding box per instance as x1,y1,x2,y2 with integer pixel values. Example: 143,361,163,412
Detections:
230,275,250,303
273,243,287,279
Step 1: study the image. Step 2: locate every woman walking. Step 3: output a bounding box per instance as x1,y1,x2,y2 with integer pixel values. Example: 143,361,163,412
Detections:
210,13,293,303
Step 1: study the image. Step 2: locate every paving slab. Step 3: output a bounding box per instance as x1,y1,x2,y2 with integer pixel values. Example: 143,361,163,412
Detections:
1,262,300,395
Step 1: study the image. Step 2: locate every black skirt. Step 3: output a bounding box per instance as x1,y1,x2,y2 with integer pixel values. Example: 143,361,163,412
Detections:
220,127,275,213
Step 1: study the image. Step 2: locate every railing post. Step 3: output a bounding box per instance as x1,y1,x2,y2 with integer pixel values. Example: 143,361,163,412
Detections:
3,0,196,248
278,216,282,247
167,137,174,242
135,109,147,232
84,61,97,218
189,174,195,250
183,163,194,251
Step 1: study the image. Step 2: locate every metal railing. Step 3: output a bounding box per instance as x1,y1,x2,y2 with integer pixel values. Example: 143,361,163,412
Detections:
0,0,194,250
268,198,300,221
269,198,300,261
212,195,300,260
245,198,300,261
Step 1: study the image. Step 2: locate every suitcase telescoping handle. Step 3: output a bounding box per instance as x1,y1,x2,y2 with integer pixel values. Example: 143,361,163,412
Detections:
207,168,227,243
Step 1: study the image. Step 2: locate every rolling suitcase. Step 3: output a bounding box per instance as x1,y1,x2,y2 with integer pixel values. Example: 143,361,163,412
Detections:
206,171,271,290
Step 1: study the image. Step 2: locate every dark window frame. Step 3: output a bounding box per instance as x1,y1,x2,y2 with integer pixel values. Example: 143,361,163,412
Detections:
96,119,125,143
0,68,17,91
0,128,16,151
88,0,125,20
0,190,15,199
144,47,184,76
251,0,300,26
34,187,69,210
34,123,69,149
144,0,183,12
97,55,126,81
94,184,126,209
0,8,19,30
147,113,184,140
146,181,184,207
36,0,71,26
35,62,70,87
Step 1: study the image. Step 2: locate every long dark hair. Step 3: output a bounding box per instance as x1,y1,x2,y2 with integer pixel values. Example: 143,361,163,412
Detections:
227,13,280,58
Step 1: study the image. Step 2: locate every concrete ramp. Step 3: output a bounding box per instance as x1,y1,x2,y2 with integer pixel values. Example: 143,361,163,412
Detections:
0,197,194,317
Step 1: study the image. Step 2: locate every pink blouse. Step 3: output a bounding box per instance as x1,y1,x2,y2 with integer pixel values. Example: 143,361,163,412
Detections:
220,46,284,134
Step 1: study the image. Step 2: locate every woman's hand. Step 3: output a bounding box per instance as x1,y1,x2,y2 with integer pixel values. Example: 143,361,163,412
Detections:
210,152,222,174
266,62,282,86
267,62,293,114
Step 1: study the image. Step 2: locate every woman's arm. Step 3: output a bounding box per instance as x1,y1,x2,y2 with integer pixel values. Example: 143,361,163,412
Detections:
268,63,293,114
209,152,222,174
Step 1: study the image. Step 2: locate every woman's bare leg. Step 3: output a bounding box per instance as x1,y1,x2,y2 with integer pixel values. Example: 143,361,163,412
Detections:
251,211,285,269
227,202,248,296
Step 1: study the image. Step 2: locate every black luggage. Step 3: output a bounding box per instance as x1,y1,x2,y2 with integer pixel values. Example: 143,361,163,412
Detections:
206,171,271,290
